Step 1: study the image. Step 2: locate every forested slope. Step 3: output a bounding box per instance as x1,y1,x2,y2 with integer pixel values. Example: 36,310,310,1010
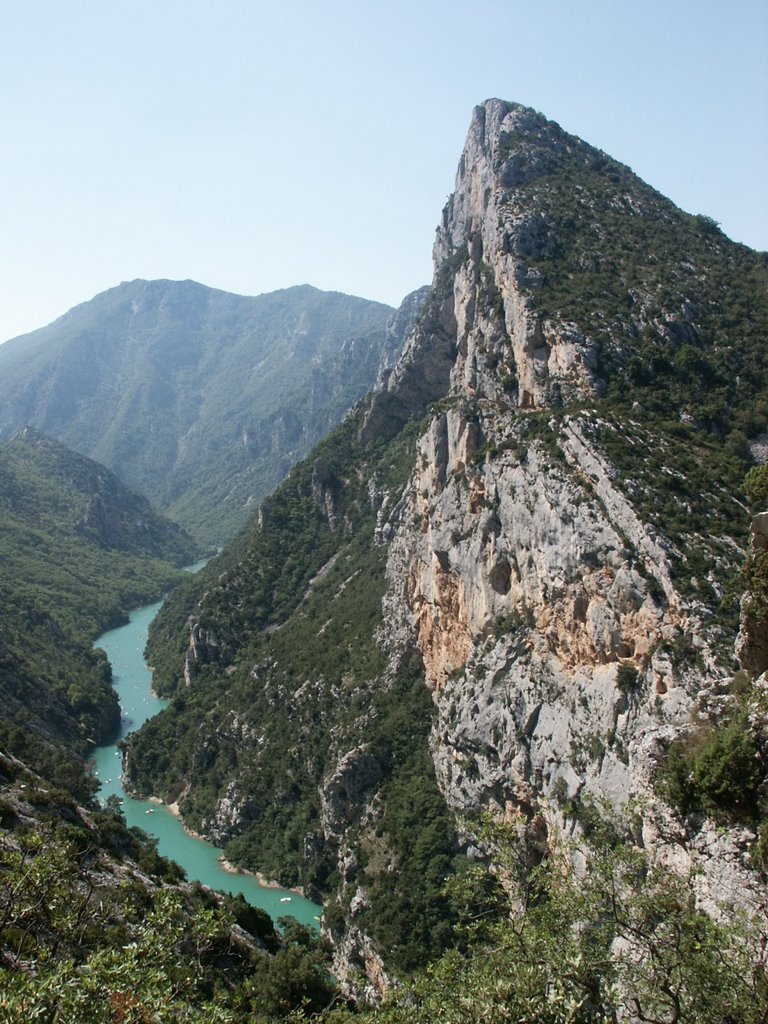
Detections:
0,428,198,793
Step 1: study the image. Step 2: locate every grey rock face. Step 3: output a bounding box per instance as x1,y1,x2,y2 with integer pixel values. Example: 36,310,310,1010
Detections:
320,746,385,839
375,286,431,387
366,97,765,941
360,289,458,445
317,101,768,990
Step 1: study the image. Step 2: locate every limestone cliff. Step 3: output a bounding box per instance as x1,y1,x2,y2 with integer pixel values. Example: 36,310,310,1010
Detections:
133,100,768,999
371,99,765,936
339,100,767,986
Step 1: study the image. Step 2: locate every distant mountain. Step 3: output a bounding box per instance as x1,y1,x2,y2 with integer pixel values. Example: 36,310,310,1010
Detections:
0,281,419,546
0,427,198,786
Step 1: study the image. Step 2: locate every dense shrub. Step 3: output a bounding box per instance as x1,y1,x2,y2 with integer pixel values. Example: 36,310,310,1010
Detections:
660,704,765,823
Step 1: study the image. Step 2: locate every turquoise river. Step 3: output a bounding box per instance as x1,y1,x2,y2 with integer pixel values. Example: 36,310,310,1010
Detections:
92,589,321,929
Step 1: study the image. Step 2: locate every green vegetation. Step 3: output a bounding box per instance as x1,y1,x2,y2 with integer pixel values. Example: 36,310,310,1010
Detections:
0,813,337,1023
658,681,767,827
615,662,639,693
742,466,768,626
745,465,768,514
323,813,767,1023
5,780,764,1022
0,429,198,784
578,411,749,622
0,428,196,639
127,406,465,970
144,397,429,694
350,675,458,974
744,543,768,626
496,122,768,443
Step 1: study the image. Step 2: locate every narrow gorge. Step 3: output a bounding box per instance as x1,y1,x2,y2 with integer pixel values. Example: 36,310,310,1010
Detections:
125,99,768,1008
1,98,766,1022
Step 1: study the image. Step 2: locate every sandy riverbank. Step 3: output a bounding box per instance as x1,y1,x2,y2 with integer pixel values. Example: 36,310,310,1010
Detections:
218,857,306,897
166,799,208,843
165,800,307,898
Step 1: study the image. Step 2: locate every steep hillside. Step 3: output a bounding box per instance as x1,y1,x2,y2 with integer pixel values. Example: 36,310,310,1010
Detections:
0,434,344,1021
128,99,768,1002
0,428,198,790
0,752,338,1021
0,281,418,546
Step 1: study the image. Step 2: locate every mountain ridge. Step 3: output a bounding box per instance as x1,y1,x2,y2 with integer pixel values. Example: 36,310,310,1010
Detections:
0,280,421,546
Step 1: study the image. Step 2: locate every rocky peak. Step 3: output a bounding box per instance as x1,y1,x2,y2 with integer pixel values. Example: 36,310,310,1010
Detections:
362,101,626,442
435,100,547,260
379,100,608,422
369,98,767,923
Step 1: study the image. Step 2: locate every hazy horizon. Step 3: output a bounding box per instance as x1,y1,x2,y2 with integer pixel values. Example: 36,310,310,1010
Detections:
1,0,766,344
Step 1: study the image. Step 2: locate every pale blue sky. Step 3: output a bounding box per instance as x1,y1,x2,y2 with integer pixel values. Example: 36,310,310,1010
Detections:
1,0,766,342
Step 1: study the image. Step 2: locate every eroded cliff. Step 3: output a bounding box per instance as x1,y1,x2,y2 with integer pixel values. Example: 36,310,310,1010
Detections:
130,100,768,999
371,100,767,953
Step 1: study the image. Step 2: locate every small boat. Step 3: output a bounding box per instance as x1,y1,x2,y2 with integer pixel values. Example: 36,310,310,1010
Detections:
146,809,155,814
280,897,292,903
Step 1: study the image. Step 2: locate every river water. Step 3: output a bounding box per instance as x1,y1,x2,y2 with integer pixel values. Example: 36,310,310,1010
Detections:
92,592,321,929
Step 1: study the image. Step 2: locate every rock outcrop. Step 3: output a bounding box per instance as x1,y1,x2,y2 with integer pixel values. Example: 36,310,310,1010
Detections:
366,98,767,972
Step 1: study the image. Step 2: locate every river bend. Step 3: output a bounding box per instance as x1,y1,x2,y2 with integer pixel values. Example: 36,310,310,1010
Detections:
92,597,321,928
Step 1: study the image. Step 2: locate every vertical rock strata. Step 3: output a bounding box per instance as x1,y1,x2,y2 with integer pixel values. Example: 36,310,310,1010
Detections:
372,99,763,935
